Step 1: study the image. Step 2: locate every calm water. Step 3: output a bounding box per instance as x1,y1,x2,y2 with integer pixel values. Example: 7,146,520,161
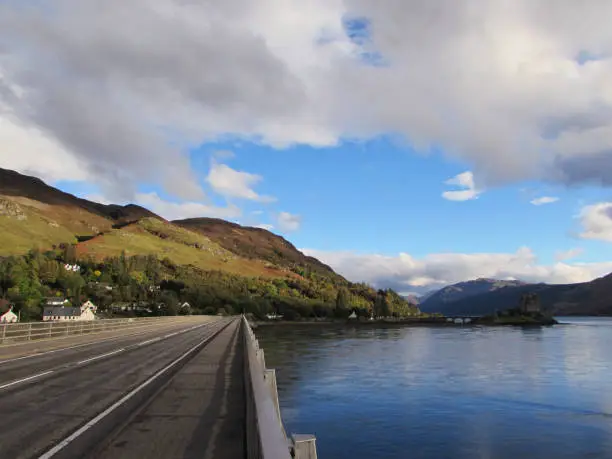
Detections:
256,318,612,459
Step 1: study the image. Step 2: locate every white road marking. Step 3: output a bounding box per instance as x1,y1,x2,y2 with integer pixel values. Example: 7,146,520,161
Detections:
38,325,226,459
0,321,194,365
137,337,161,346
77,349,125,365
0,321,218,392
0,370,54,390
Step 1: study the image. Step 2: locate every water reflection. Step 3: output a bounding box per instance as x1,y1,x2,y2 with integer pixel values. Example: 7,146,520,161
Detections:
257,320,612,459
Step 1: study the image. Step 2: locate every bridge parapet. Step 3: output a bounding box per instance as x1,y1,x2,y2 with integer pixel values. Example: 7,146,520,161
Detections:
242,316,317,459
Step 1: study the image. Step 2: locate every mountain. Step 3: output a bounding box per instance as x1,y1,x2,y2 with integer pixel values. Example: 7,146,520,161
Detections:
0,168,158,224
0,168,160,254
0,168,314,279
173,218,341,280
419,278,527,313
420,275,612,316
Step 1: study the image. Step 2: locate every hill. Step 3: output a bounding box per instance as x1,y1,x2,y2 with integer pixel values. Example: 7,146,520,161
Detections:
420,275,612,316
0,168,420,320
0,168,159,254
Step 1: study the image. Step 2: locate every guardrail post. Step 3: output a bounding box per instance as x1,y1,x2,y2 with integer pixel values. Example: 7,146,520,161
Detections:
1,324,6,344
292,435,318,459
27,323,31,341
265,369,285,435
48,322,53,338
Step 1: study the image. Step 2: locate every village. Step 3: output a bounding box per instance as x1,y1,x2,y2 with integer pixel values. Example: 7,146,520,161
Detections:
0,296,193,324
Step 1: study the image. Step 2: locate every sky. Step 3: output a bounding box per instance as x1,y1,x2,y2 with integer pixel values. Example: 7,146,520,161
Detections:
2,0,612,294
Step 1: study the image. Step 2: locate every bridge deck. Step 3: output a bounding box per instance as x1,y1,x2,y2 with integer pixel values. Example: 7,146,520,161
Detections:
94,320,245,458
0,318,248,459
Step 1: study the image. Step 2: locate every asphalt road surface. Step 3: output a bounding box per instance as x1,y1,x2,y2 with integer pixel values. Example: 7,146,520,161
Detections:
0,317,245,459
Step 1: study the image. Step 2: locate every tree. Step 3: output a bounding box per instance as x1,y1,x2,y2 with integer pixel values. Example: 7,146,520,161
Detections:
62,244,77,263
39,260,60,284
159,290,179,316
335,288,349,318
59,273,85,303
374,290,391,318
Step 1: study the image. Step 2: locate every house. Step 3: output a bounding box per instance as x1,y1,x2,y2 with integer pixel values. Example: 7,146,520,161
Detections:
43,300,97,322
43,307,83,321
266,313,283,320
180,302,191,310
0,304,18,323
81,300,98,313
348,310,358,320
109,302,152,314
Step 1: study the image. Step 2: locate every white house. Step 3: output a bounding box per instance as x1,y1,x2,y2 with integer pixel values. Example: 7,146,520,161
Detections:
266,313,283,320
81,300,97,314
0,307,18,323
79,301,96,321
348,311,358,319
43,301,97,322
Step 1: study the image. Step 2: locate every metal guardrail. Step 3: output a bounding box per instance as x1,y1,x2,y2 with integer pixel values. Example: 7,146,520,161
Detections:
0,316,207,345
242,316,317,459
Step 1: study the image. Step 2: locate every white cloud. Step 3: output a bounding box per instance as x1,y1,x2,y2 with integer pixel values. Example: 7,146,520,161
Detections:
134,192,241,221
442,171,481,201
277,212,301,232
2,0,612,197
206,161,275,203
579,202,612,242
255,224,275,231
531,196,560,205
555,247,584,261
0,115,88,183
303,247,612,293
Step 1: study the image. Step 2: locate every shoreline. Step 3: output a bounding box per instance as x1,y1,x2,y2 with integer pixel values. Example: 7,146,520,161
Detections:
250,318,560,328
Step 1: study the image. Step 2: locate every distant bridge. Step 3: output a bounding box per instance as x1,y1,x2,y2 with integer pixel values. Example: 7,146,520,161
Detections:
444,315,483,323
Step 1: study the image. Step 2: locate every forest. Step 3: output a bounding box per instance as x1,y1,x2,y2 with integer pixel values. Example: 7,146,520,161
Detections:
0,245,421,321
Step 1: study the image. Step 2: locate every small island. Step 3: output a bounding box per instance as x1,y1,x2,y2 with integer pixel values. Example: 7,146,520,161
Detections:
474,293,558,326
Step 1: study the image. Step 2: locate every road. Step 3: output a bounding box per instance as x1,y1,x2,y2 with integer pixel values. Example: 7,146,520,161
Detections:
0,317,245,459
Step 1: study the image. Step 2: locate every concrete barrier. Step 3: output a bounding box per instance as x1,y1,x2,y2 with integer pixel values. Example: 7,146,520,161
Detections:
242,316,317,459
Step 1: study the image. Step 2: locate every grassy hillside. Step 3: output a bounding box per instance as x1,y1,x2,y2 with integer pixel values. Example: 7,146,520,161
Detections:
174,218,342,280
0,194,111,254
0,168,161,255
77,218,289,278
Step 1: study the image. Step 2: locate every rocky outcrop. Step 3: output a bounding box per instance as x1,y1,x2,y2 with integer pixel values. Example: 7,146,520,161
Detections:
0,198,27,220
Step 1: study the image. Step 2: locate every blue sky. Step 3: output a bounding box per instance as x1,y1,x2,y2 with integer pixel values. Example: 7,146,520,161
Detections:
54,135,612,293
3,0,612,292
